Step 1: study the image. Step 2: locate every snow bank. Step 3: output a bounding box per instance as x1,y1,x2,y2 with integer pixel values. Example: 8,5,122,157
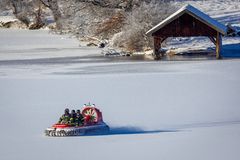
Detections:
0,16,17,23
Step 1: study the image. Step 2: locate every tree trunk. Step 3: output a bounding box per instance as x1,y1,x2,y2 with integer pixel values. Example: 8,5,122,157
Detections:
39,0,62,29
11,0,30,27
29,5,45,30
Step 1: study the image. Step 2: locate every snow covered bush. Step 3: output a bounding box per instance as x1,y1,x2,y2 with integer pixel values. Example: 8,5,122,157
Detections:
95,11,125,39
55,0,176,52
111,0,176,52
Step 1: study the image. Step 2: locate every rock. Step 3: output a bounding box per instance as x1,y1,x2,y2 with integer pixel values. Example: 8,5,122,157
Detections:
99,42,105,48
101,49,121,56
98,40,108,48
101,48,131,57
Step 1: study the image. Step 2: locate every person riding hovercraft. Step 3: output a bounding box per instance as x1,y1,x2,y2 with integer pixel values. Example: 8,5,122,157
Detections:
45,103,109,136
58,108,71,124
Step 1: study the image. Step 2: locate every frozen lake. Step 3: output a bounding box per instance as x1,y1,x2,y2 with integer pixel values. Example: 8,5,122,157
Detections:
0,29,240,160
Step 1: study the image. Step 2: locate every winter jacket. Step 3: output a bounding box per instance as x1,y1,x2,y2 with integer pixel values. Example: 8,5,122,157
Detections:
76,113,84,126
58,114,70,124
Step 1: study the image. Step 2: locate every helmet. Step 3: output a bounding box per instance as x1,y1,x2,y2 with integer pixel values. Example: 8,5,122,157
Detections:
71,110,76,113
76,110,80,113
65,108,69,113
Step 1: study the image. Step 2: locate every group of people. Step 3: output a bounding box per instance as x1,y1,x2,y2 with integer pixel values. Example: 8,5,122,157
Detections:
58,108,84,126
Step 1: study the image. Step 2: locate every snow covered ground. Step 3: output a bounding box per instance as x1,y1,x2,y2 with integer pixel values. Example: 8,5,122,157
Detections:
0,28,240,160
0,16,17,23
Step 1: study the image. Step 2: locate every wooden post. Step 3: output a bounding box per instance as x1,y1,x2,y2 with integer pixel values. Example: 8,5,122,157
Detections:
153,37,167,60
208,36,216,45
216,32,222,59
153,37,161,60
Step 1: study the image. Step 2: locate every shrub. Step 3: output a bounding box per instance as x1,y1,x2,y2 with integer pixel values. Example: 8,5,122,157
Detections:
111,0,176,52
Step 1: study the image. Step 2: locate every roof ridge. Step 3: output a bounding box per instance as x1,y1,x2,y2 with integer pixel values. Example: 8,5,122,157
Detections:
146,4,227,36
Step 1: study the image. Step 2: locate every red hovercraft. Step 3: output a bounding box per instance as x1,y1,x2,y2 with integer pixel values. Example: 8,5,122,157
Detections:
45,103,109,136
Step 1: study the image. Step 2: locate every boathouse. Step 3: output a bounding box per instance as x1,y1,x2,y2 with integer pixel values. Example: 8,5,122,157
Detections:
146,4,227,59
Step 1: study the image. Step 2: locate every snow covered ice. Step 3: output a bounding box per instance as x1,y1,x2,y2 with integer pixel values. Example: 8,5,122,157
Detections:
0,28,240,160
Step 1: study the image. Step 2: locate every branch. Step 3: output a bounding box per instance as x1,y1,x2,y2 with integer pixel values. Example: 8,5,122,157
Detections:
10,0,17,14
39,0,50,8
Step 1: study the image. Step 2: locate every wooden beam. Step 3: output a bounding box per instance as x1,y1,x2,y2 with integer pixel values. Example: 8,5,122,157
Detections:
208,36,216,45
216,32,222,59
153,37,167,60
153,37,162,60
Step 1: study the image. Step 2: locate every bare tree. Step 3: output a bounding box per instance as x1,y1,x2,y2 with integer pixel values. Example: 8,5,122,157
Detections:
39,0,62,29
0,0,11,11
0,0,46,28
29,1,45,29
10,0,31,26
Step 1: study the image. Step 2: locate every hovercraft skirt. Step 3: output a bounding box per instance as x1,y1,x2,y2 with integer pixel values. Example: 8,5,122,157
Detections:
45,123,109,137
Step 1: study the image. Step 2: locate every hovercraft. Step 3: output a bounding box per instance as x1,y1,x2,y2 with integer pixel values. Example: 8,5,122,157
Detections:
45,104,109,136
